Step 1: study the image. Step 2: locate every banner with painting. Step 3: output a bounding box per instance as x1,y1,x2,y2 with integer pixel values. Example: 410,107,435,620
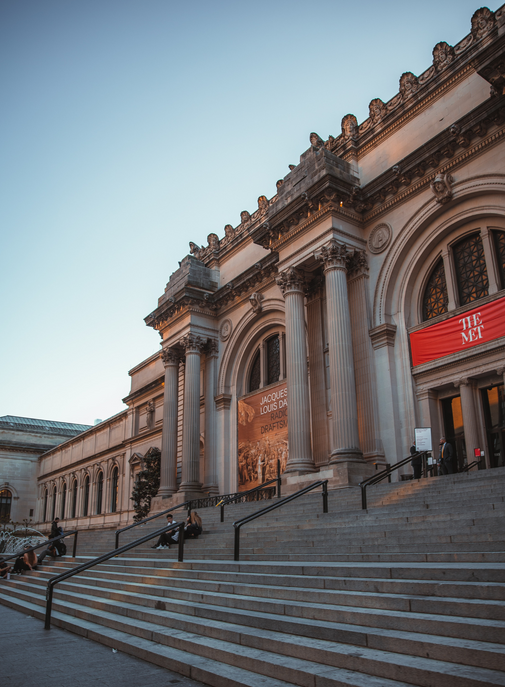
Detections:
237,382,288,491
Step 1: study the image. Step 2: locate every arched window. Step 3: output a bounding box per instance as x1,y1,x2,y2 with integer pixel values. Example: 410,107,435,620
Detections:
60,482,67,520
111,467,119,513
248,332,284,392
422,258,448,321
71,479,78,518
51,485,57,522
83,475,90,517
0,489,12,521
493,229,505,289
43,488,48,522
453,233,489,305
96,471,103,515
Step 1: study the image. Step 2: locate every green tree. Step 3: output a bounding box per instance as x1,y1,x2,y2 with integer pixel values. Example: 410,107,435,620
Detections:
131,447,161,521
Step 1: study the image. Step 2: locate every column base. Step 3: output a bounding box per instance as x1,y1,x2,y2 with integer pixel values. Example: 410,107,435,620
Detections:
150,495,176,513
284,460,316,475
329,448,364,463
281,461,375,495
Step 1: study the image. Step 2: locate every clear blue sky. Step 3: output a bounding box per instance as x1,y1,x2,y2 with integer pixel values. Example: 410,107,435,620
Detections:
0,0,495,425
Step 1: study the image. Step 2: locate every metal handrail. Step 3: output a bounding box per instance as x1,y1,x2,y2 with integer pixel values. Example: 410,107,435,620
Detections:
1,530,79,563
461,459,482,473
219,459,282,522
115,501,191,548
359,451,429,510
232,480,328,561
44,521,185,630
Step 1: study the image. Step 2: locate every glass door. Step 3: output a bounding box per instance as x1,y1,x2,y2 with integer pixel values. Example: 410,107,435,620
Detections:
441,395,467,472
482,384,505,468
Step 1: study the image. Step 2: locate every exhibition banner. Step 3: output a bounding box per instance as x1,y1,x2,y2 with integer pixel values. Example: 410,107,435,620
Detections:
410,296,505,366
237,382,288,491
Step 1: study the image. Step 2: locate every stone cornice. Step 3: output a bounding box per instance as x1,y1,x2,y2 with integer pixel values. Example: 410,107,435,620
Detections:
369,323,397,349
122,376,164,405
0,440,52,455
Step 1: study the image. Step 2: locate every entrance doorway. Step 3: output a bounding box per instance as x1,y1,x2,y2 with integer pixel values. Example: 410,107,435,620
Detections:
441,396,467,472
482,384,505,468
0,488,12,521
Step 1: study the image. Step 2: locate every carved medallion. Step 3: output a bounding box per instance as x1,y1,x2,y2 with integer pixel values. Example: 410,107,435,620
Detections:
219,318,233,342
471,7,495,40
432,42,455,71
368,223,392,254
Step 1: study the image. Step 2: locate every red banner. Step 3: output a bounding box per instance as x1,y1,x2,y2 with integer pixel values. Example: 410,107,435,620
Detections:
410,296,505,366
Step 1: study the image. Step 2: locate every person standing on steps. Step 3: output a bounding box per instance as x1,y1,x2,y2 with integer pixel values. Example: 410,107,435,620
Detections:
410,440,422,480
151,513,177,549
50,517,66,556
438,436,454,475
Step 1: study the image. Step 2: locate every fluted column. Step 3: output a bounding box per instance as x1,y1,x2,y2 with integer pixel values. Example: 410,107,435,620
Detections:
203,340,219,494
347,252,383,461
276,267,314,473
180,334,204,490
457,377,480,469
158,347,180,496
316,240,363,463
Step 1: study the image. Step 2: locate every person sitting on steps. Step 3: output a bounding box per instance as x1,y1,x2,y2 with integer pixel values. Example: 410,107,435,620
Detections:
151,513,177,549
185,511,203,538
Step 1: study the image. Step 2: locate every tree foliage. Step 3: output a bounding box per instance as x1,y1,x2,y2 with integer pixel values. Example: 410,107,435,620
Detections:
131,447,161,522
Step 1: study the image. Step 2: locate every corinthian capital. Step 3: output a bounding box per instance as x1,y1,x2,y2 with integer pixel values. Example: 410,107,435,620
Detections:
180,333,205,354
315,240,351,273
275,266,306,296
161,347,179,367
347,250,368,279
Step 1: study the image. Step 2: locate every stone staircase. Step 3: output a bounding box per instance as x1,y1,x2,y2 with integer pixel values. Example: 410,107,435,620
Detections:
1,467,505,686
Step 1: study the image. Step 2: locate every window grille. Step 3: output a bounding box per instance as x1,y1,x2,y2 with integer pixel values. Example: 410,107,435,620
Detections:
60,482,67,520
83,476,90,516
493,230,505,289
71,480,77,518
453,233,489,305
423,258,448,320
267,335,281,385
249,350,261,392
96,472,103,515
111,467,119,513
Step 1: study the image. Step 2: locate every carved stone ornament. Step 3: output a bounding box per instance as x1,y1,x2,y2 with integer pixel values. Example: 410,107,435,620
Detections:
219,318,232,342
309,132,324,149
276,179,284,189
146,401,155,429
471,7,495,40
369,98,387,125
347,251,368,278
224,224,235,239
257,195,269,214
368,223,392,254
180,333,205,353
315,240,350,272
189,241,203,259
207,233,219,250
161,347,179,367
341,114,358,140
240,210,251,225
432,41,455,71
206,339,219,356
399,72,420,99
275,266,306,295
249,292,264,314
288,164,296,171
430,172,454,204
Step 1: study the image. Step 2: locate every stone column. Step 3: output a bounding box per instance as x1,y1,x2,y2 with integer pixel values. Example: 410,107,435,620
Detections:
157,347,180,496
179,334,204,493
480,227,500,295
347,251,383,461
316,240,363,464
203,340,219,494
457,377,480,467
276,267,314,473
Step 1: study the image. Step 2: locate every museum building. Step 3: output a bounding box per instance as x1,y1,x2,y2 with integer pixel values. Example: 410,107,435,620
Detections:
35,6,505,530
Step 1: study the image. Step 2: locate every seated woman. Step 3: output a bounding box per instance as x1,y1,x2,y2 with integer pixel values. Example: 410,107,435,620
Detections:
185,511,203,538
13,546,38,574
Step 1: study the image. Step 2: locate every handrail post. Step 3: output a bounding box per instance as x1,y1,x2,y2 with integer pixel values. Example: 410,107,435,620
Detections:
234,526,240,561
178,523,184,562
72,531,78,558
322,481,328,513
44,584,54,630
277,459,281,499
361,484,367,510
220,503,224,522
115,530,119,549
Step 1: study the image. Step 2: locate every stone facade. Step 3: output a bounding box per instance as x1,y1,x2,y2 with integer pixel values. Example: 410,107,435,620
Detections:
36,5,505,525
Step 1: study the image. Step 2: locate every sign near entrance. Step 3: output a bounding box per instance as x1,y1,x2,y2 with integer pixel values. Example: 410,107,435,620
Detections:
415,427,432,451
237,382,288,492
410,296,505,366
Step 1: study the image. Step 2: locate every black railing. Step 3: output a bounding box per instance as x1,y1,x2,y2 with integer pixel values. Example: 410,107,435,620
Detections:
45,521,185,630
232,480,328,561
461,459,482,472
219,459,282,522
359,451,429,510
1,530,79,564
115,501,191,549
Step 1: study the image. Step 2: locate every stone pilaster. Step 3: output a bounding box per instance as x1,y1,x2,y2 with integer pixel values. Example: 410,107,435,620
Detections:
316,240,363,465
276,267,314,473
457,378,480,468
203,340,219,494
179,334,205,495
158,347,180,496
347,252,383,461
